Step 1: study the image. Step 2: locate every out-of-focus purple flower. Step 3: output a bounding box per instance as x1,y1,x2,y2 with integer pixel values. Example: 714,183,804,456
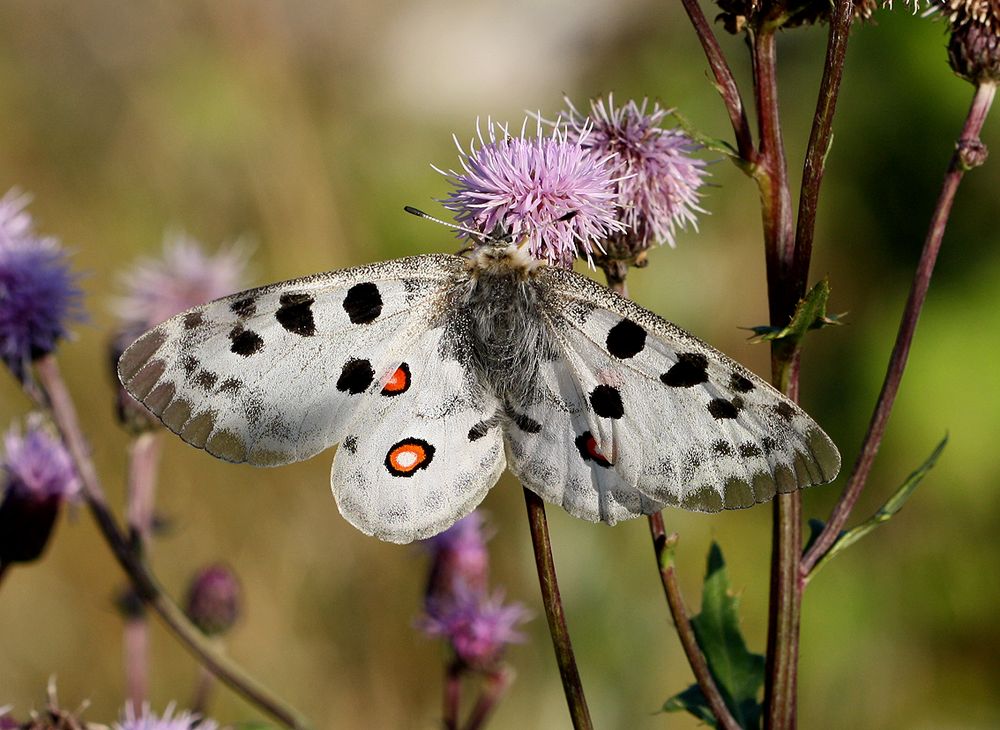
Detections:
0,706,17,730
423,512,491,602
564,95,709,262
184,563,242,636
439,120,624,268
115,703,218,730
111,232,249,431
418,584,530,670
0,418,80,568
113,231,250,336
0,189,83,382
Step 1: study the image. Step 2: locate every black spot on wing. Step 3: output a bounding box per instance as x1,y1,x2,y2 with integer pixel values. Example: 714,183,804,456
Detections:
590,385,624,419
708,398,740,420
661,352,709,388
181,354,199,376
712,440,733,457
762,436,778,454
194,370,218,391
575,431,611,468
230,297,256,318
468,422,489,442
218,377,242,394
342,435,358,454
229,325,264,356
513,413,542,434
183,311,205,330
730,372,755,393
738,442,763,458
276,293,316,337
606,318,646,359
337,358,374,394
343,282,382,324
774,402,795,421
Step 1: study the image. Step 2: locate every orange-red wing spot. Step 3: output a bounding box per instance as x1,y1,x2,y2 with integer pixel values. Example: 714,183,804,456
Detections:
575,431,612,468
384,437,435,477
381,363,411,396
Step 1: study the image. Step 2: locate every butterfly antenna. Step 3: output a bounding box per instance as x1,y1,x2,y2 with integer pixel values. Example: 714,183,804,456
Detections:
403,206,492,242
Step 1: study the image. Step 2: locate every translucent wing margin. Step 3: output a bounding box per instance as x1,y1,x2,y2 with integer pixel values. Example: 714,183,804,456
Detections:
118,254,466,466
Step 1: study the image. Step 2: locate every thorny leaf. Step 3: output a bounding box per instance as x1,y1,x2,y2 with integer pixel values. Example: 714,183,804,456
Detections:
746,278,845,344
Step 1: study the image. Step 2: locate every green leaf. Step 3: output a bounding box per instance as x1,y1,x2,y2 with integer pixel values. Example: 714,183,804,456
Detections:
661,683,718,726
809,435,948,580
745,278,845,345
662,542,765,728
668,110,740,161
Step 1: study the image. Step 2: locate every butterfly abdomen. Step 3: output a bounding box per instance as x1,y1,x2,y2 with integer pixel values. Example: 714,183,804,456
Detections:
463,270,555,409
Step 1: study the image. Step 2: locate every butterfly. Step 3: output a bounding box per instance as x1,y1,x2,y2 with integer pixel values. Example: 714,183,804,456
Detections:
117,235,841,544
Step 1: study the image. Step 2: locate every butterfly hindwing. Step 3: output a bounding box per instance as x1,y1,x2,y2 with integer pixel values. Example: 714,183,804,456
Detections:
331,323,506,544
505,267,841,517
118,254,466,467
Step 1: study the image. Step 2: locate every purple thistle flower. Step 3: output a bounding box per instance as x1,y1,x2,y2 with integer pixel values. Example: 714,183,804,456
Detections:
114,231,250,336
0,418,80,568
0,189,83,382
115,703,218,730
563,95,709,260
418,583,530,670
184,563,242,636
439,120,625,268
422,511,491,602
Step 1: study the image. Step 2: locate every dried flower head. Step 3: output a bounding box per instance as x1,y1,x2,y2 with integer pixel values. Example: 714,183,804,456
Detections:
933,0,1000,81
0,418,80,568
418,584,530,670
715,0,877,32
184,563,242,636
439,120,624,268
111,232,249,431
564,96,709,265
115,703,218,730
0,190,82,382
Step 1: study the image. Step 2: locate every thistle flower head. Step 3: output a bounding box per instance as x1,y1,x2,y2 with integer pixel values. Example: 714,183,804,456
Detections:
115,703,218,730
113,231,250,336
933,0,1000,82
184,563,242,636
439,120,624,268
0,418,80,567
564,96,708,262
0,189,83,382
423,512,491,603
418,584,530,670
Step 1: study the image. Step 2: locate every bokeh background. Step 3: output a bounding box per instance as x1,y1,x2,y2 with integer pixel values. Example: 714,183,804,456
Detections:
1,1,998,728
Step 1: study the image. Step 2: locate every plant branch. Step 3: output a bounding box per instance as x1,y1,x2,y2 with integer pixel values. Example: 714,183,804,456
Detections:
462,666,514,730
802,80,997,575
522,487,593,730
792,0,854,299
678,0,756,162
648,514,741,730
32,354,312,730
444,660,462,730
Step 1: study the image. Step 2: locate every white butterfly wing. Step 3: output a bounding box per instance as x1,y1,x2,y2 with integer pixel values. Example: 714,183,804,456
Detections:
118,255,466,467
507,267,841,520
331,324,506,544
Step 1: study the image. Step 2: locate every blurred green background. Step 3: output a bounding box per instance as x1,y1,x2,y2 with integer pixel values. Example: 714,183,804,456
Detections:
1,2,998,728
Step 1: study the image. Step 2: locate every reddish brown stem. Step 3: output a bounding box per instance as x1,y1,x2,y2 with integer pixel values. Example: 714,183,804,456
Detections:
444,660,462,730
461,666,514,730
648,514,741,730
522,487,593,730
678,0,756,162
801,81,997,576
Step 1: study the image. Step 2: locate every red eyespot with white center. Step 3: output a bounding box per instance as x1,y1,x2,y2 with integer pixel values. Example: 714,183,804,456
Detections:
381,363,411,396
385,437,435,477
574,431,612,468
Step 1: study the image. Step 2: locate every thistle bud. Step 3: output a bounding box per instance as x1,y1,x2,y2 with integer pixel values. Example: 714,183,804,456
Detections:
184,564,242,636
943,1,1000,83
0,419,80,570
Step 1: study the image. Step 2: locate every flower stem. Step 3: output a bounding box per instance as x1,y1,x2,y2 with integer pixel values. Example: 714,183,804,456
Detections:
648,513,741,730
462,666,514,730
522,487,593,730
801,80,997,576
677,0,755,162
124,617,149,712
444,659,462,730
33,354,312,730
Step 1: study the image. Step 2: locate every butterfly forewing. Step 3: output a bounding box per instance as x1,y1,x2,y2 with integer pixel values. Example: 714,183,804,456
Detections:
118,255,465,467
510,267,841,514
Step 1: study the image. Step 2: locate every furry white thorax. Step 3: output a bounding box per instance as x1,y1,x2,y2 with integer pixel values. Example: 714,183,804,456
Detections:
466,241,543,278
